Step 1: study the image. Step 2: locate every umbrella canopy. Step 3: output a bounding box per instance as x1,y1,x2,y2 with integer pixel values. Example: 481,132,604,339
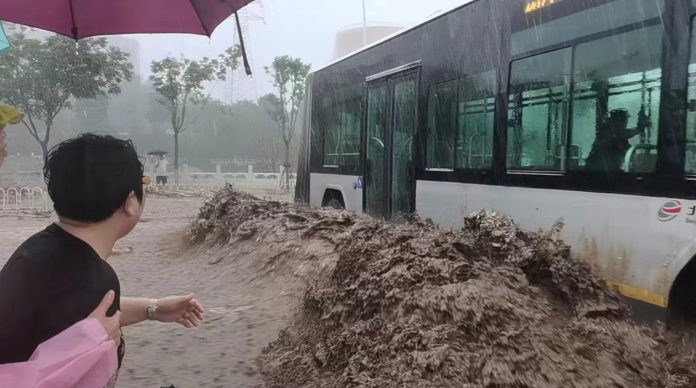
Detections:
0,0,253,39
0,21,9,53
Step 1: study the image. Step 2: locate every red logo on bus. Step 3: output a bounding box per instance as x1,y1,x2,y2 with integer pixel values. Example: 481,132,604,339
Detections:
658,200,682,222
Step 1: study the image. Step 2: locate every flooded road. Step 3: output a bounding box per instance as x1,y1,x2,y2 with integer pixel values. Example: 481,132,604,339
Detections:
3,189,696,387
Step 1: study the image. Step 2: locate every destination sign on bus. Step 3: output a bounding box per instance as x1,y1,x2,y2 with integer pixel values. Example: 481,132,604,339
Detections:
524,0,565,14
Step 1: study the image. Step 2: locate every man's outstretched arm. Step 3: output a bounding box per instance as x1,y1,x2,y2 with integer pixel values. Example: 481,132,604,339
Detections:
120,294,204,327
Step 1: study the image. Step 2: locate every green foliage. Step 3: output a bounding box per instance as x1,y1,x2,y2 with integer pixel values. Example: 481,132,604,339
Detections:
149,47,240,180
258,94,283,130
263,55,310,166
181,99,278,171
0,33,133,157
150,48,240,133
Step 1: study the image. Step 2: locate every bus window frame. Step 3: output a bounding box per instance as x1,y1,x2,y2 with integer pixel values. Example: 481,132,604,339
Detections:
425,78,459,171
506,46,573,174
420,73,499,185
505,17,665,180
456,70,498,172
318,84,363,171
684,14,696,179
423,71,501,175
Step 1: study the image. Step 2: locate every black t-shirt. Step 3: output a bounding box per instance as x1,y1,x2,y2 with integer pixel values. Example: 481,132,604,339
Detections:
0,223,124,366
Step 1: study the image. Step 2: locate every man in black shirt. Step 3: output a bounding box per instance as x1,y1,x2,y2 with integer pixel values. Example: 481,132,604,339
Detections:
0,134,204,385
0,222,123,364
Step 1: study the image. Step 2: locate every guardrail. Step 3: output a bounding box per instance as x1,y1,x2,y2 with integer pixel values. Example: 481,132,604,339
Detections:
0,186,51,212
172,171,296,189
0,170,295,211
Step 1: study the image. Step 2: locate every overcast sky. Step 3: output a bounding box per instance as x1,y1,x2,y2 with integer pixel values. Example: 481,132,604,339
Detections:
128,0,471,101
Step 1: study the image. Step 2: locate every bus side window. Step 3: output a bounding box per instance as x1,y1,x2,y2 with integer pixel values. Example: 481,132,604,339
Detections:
507,48,571,171
570,25,662,173
310,97,322,171
321,95,340,167
686,18,696,175
457,70,496,169
426,80,457,169
321,86,362,171
338,108,361,171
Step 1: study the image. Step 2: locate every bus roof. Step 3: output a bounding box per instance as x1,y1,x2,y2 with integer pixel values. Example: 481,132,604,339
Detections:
312,0,479,74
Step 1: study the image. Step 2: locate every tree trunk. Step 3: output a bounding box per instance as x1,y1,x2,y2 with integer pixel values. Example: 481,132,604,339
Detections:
25,119,50,163
283,141,291,190
174,131,179,186
284,145,290,168
40,140,49,163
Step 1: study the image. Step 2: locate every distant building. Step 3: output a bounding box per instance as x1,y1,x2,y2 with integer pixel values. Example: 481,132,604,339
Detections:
334,24,405,59
107,36,142,76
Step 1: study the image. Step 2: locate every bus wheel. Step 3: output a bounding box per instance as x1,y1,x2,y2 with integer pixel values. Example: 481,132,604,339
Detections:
668,258,696,328
326,198,344,209
322,190,345,209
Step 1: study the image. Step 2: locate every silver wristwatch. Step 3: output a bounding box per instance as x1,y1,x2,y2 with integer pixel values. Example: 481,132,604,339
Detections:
147,299,158,321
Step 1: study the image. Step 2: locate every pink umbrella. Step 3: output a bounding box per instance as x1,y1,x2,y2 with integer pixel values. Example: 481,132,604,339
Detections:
0,0,254,73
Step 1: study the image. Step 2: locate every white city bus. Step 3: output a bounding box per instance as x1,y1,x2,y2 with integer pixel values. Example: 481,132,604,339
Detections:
295,0,696,321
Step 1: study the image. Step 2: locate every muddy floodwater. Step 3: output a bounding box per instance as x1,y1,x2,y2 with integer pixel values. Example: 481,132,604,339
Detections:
2,187,696,387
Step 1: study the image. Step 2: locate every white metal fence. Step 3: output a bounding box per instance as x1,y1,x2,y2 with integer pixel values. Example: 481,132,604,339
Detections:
0,170,294,212
1,170,296,189
0,186,52,212
182,171,296,188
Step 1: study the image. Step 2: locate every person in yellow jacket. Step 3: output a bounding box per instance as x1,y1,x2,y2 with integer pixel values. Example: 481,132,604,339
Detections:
0,105,24,170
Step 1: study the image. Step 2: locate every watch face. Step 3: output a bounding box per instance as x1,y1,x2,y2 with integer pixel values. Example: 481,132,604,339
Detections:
147,300,158,320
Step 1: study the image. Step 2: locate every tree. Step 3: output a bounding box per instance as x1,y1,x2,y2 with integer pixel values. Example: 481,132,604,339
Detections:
149,47,239,184
262,56,311,188
181,99,278,172
0,33,133,159
254,134,283,173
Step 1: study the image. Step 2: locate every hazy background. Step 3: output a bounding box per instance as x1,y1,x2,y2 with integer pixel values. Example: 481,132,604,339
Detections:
1,0,471,179
134,0,471,101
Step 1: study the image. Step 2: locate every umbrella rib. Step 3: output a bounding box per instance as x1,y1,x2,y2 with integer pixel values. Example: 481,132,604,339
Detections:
68,0,79,39
188,0,211,37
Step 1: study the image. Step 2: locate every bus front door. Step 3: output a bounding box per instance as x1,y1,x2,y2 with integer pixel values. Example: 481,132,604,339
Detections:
364,72,418,220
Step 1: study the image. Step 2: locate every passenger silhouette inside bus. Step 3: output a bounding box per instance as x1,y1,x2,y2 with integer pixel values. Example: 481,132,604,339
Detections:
585,109,644,172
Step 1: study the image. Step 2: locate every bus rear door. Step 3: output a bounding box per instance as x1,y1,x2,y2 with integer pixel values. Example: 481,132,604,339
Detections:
364,69,419,220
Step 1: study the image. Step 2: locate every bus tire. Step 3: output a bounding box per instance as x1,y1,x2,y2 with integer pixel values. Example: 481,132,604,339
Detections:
322,190,345,209
667,257,696,328
326,198,344,209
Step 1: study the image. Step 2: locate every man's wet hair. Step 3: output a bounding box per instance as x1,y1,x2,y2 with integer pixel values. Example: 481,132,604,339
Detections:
44,133,144,223
609,109,630,122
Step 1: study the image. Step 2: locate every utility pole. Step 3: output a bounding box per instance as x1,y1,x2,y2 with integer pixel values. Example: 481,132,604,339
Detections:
362,0,367,46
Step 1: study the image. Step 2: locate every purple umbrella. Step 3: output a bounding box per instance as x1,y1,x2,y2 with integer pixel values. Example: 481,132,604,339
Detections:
0,0,254,39
0,0,255,73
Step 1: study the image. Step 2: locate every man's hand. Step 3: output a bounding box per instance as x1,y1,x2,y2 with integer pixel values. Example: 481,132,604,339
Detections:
156,294,204,328
89,290,121,344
